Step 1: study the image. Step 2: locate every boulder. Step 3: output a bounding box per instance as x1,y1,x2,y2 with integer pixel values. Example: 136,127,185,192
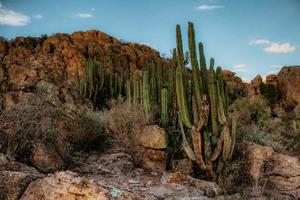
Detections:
250,75,263,96
30,143,65,173
0,162,44,200
237,141,300,199
141,149,167,171
265,74,277,87
277,66,300,105
138,125,168,149
20,171,111,200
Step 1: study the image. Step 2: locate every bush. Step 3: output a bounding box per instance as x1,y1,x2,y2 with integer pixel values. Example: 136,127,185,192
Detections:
0,93,107,163
104,98,146,165
232,95,299,155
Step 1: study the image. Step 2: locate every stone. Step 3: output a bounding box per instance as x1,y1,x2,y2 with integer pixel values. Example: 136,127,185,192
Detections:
138,125,168,149
265,74,277,87
250,75,263,96
237,141,300,199
277,66,300,105
20,171,111,200
30,143,65,173
0,162,44,200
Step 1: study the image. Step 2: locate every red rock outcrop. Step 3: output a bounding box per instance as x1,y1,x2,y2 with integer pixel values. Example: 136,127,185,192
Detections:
236,141,300,199
277,66,300,105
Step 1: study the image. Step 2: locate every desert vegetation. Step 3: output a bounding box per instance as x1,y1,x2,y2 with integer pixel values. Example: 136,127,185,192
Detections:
0,20,299,200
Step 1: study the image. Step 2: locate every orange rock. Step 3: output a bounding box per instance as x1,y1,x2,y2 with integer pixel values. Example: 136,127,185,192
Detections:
277,66,300,105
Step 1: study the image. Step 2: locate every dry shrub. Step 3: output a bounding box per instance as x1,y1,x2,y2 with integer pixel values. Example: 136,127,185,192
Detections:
0,93,107,164
104,98,146,165
232,95,299,155
0,93,62,159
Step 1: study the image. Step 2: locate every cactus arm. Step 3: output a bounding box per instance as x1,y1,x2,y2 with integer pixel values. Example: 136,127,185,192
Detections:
178,114,196,161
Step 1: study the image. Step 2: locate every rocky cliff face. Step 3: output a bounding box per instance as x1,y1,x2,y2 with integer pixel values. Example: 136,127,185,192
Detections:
277,66,300,105
0,30,170,110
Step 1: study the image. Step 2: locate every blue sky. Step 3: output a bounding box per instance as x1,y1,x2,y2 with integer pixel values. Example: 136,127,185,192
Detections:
0,0,299,82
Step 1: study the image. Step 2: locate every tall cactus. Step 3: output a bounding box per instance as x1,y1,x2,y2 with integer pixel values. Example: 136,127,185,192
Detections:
207,58,218,136
176,24,192,128
143,70,152,123
199,42,208,94
161,88,169,127
175,23,237,178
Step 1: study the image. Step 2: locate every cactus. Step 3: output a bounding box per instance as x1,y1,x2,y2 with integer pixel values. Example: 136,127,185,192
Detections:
188,21,203,108
161,88,169,127
143,70,152,123
175,23,237,178
199,42,208,94
207,58,219,136
176,24,193,128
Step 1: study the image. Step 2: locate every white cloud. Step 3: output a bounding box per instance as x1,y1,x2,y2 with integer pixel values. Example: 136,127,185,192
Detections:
250,39,296,53
76,13,93,18
33,14,43,19
249,39,271,45
0,2,30,26
232,64,250,72
197,5,224,10
264,42,295,53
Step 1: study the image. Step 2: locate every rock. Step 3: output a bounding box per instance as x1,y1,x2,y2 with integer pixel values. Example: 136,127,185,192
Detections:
20,171,111,200
265,74,277,87
237,141,300,199
30,143,65,173
222,69,247,99
277,66,300,105
141,149,167,171
0,153,8,165
171,159,193,175
250,75,263,96
0,162,44,200
138,125,168,149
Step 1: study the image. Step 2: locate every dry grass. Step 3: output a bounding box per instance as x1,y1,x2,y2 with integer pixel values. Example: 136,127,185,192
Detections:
104,98,146,165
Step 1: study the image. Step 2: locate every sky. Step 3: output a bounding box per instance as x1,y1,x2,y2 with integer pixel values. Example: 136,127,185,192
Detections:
0,0,299,82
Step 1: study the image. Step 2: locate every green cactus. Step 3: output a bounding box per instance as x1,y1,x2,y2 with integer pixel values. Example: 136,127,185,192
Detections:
188,21,203,108
176,24,192,128
143,70,152,123
199,42,208,94
208,58,218,136
161,88,169,127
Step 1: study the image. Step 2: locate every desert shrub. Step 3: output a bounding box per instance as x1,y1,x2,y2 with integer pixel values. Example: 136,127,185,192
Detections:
0,94,62,159
61,108,107,151
232,95,299,155
0,93,107,163
260,84,280,104
232,95,271,126
104,97,146,165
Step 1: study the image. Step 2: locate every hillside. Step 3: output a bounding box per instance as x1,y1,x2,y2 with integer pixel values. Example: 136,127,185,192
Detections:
0,28,299,200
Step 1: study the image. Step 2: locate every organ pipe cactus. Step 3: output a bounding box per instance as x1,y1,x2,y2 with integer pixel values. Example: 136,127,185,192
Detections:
161,88,169,127
143,70,152,123
175,23,237,177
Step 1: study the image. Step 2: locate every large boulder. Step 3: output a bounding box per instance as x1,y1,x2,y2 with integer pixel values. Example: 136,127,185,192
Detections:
20,171,111,200
138,125,168,171
236,141,300,199
277,66,300,105
138,125,168,149
0,161,44,200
